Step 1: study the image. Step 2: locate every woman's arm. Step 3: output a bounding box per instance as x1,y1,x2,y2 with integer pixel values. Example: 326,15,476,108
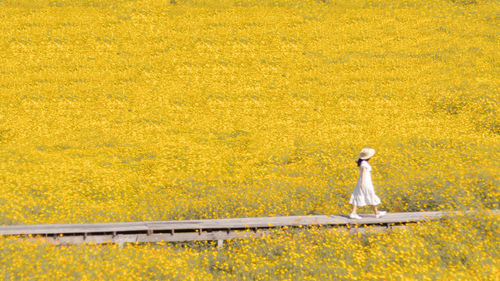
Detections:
360,167,368,190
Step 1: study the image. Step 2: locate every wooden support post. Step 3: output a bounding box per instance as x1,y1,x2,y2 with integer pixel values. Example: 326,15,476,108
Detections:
217,239,223,249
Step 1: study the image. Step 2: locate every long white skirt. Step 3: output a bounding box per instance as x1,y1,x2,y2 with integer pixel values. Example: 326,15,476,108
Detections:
349,174,381,206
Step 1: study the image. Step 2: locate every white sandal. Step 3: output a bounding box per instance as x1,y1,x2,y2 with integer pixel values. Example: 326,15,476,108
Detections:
349,213,362,219
375,211,387,218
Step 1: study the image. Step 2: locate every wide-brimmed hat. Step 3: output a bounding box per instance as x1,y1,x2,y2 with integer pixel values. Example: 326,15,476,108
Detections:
357,147,375,160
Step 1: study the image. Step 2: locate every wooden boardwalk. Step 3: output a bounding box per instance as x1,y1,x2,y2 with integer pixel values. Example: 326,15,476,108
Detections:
0,211,477,247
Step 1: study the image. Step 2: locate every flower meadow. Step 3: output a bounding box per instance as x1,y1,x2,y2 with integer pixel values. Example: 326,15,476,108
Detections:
0,211,498,280
0,0,498,279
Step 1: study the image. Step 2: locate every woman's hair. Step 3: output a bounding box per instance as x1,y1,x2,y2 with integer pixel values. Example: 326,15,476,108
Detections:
356,158,370,167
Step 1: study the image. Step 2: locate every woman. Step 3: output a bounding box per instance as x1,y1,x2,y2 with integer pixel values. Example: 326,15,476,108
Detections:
349,147,387,219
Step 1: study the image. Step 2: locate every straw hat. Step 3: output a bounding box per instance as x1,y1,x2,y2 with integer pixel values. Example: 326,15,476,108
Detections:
357,147,375,160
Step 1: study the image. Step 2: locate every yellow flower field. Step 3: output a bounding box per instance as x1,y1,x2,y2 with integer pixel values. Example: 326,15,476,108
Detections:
0,211,498,280
0,0,498,279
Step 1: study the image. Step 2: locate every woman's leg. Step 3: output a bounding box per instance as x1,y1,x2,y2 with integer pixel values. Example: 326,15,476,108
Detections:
351,204,357,215
371,205,378,215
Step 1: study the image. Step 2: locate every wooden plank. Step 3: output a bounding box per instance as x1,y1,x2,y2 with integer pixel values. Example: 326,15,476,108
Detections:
3,210,496,245
0,212,433,235
24,225,412,245
0,224,150,235
145,212,438,230
343,212,446,225
0,211,491,236
29,230,268,245
2,216,342,235
144,216,349,231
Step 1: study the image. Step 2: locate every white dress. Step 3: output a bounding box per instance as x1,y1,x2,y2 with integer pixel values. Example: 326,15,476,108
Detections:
349,161,381,206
